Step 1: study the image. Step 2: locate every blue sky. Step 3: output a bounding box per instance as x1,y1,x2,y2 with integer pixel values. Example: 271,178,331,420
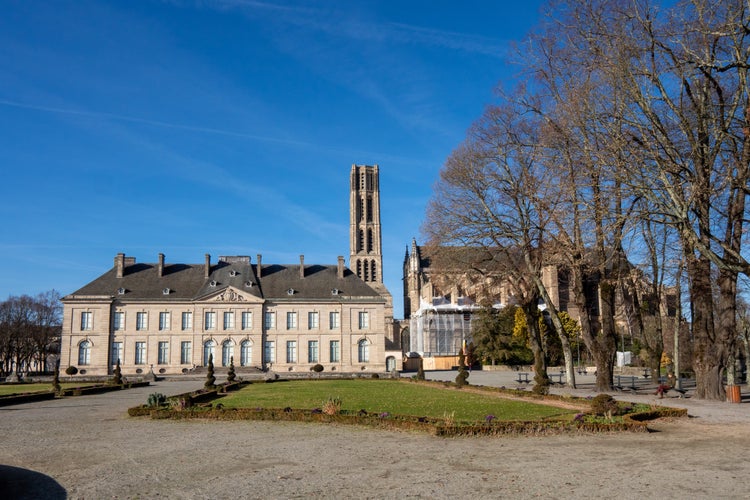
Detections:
0,0,545,318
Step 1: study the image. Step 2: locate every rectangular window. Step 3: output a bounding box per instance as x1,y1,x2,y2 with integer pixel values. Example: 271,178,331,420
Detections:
264,311,276,329
264,341,275,363
286,340,297,363
181,311,193,331
111,342,123,365
286,311,297,330
358,311,369,329
308,340,319,363
81,311,92,331
135,341,146,365
136,312,147,331
205,311,216,330
241,311,252,330
180,341,191,364
159,312,170,331
158,341,169,364
113,312,124,331
329,340,340,363
308,312,319,330
329,311,340,329
223,311,234,330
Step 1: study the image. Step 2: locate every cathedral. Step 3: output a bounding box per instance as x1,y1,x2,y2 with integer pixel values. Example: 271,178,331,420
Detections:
59,165,401,376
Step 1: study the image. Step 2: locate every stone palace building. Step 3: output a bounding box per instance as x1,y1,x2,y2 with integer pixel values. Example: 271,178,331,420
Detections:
59,165,401,376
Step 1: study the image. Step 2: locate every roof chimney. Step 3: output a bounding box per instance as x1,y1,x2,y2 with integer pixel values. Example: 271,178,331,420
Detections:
115,253,125,278
204,254,211,279
337,256,345,279
256,254,262,279
157,253,165,278
299,255,305,279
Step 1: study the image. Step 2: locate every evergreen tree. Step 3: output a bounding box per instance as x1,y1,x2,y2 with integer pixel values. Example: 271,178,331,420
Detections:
455,350,469,387
205,353,216,388
226,356,236,382
416,358,425,381
113,358,123,385
52,360,61,393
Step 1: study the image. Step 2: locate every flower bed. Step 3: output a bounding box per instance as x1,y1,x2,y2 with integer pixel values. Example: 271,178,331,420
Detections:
129,403,685,436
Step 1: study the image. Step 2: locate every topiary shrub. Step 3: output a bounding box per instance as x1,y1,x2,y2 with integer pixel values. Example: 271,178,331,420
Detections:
591,394,619,418
205,353,216,388
112,358,123,385
52,361,61,393
226,356,236,383
65,366,78,376
455,350,469,387
312,363,324,373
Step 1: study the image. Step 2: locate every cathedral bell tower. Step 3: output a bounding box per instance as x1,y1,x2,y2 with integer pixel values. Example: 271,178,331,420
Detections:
350,164,384,285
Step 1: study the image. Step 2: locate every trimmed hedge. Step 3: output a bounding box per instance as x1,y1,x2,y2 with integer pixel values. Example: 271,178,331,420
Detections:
134,406,665,436
60,381,150,397
0,391,56,407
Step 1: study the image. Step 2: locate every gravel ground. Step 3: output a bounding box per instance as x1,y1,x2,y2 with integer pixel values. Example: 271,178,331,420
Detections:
1,372,748,499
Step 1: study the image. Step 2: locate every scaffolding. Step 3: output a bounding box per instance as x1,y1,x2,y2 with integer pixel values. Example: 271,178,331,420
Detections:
409,298,481,356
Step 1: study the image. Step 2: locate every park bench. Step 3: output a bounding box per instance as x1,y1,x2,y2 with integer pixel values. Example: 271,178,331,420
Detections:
549,372,565,384
615,375,639,391
516,372,531,384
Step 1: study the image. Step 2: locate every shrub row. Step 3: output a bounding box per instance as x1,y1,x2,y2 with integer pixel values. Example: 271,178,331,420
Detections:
134,405,674,436
60,381,150,397
0,391,56,407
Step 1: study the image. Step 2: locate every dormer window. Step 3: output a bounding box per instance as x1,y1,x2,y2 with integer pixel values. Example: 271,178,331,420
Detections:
229,270,237,277
244,281,254,288
162,288,171,295
209,280,217,287
117,287,126,295
331,288,341,295
287,288,295,295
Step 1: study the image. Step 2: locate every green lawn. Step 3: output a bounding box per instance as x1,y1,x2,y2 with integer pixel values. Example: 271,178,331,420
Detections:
219,379,576,422
0,383,90,396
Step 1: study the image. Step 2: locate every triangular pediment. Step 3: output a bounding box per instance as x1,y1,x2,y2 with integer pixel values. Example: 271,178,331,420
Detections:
197,286,264,304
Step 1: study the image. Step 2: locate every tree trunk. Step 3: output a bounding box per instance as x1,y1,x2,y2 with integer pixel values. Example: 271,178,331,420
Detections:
570,264,613,391
521,299,549,392
689,254,724,400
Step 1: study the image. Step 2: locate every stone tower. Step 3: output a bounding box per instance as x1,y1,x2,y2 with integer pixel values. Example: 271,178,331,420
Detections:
350,164,397,347
350,164,384,285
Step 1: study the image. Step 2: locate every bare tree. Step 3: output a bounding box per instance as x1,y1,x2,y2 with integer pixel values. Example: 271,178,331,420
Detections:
0,292,62,376
424,100,575,390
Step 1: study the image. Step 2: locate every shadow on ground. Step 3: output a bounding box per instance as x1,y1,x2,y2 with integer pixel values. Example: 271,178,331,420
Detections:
0,464,66,500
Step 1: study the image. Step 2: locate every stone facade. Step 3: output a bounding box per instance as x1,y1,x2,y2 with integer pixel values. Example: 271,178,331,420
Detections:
60,254,392,376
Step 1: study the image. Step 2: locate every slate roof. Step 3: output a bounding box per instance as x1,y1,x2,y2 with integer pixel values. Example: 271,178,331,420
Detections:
64,257,383,303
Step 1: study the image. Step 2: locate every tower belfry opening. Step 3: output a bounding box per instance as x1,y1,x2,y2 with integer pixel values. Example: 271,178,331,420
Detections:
349,164,383,284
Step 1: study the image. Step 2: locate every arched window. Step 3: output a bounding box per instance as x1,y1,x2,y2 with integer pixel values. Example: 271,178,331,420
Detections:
222,339,234,367
78,340,91,365
358,229,364,252
203,340,216,366
371,260,377,281
240,340,252,366
358,339,370,363
367,229,373,252
363,260,370,282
